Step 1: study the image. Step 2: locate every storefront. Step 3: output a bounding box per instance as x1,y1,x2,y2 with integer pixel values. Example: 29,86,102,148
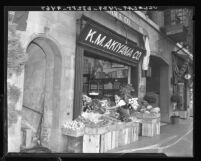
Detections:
73,16,146,119
172,51,193,117
9,10,191,153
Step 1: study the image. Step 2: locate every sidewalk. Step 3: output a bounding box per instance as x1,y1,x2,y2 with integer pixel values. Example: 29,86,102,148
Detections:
107,117,193,154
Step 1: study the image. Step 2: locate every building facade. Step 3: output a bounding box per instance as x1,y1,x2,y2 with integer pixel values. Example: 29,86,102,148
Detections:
7,10,193,152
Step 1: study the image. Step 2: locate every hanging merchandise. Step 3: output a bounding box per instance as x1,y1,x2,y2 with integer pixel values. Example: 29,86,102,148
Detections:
177,59,190,78
142,36,151,71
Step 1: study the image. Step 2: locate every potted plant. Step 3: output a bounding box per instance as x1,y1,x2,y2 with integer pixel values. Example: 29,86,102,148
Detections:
170,94,180,124
143,92,157,106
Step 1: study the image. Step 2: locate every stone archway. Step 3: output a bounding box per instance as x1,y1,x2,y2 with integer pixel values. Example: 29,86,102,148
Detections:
146,55,170,123
22,37,62,151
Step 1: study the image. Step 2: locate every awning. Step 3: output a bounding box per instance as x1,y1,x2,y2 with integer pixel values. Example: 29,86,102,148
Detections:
173,43,193,62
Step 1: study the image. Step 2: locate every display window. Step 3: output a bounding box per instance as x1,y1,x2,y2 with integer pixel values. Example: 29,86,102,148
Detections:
81,50,139,114
82,55,130,99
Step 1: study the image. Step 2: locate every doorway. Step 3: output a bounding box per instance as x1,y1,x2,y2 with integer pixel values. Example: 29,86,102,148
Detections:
21,37,62,151
146,55,170,123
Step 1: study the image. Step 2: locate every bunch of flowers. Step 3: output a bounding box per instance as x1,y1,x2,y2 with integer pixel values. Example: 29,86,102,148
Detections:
63,120,85,130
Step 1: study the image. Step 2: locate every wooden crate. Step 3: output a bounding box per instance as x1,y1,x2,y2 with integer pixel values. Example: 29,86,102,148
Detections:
118,128,127,147
66,135,83,153
100,131,113,152
111,130,119,150
130,126,139,143
141,118,160,137
83,134,100,153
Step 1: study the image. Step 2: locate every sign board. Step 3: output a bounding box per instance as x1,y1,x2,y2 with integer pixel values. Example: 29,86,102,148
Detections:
78,22,146,64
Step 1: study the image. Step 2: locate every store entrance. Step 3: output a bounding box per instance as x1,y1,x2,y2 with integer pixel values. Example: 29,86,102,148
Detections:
146,56,170,123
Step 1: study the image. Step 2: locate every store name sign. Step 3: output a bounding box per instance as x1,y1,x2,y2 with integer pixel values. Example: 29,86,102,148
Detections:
79,23,145,63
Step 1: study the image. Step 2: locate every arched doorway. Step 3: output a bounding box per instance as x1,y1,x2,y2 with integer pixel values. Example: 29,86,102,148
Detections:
146,55,170,123
21,37,62,151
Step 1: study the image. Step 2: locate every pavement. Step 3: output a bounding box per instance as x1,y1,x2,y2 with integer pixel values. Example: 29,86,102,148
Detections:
107,117,193,157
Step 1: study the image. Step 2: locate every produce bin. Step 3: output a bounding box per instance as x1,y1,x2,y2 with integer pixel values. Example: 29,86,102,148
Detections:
141,117,160,137
83,121,140,153
61,128,84,153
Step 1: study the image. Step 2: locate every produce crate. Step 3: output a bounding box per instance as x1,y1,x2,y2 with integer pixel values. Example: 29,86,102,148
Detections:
111,130,119,150
141,118,160,137
61,128,84,153
83,121,140,153
100,131,112,152
130,125,139,143
117,121,139,147
83,134,100,153
66,135,83,153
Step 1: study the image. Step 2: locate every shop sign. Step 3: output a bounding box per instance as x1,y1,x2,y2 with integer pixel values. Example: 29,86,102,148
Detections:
78,22,145,64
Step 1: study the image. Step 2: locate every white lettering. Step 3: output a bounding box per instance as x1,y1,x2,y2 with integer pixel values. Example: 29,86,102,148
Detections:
125,48,132,57
103,39,113,49
85,29,97,42
115,43,124,52
118,46,128,55
136,51,142,60
109,40,118,51
94,34,106,46
132,51,142,60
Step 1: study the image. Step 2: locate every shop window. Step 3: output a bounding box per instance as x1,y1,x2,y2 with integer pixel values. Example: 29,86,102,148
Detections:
82,55,130,101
